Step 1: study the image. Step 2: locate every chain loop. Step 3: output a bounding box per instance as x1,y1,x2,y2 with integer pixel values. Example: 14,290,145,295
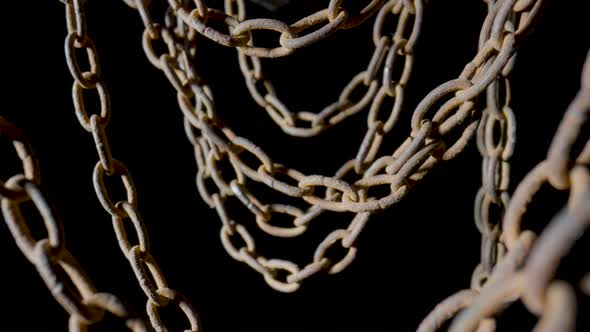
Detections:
112,201,151,257
65,33,100,89
146,287,201,332
93,160,138,218
314,229,358,274
72,80,111,132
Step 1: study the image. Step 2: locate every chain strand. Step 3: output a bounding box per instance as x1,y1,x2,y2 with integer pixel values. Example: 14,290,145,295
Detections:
0,118,148,332
63,0,200,330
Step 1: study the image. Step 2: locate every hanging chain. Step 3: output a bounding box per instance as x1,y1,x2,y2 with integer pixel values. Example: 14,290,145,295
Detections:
471,0,516,290
165,0,386,57
418,50,590,332
3,0,588,331
232,0,422,138
121,0,546,292
63,0,200,330
0,117,149,332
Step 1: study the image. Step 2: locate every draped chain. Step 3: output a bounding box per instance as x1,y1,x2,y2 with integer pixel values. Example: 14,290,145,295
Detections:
2,0,589,331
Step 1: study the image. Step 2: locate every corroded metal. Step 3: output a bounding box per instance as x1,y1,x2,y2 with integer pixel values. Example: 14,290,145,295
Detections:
1,0,588,331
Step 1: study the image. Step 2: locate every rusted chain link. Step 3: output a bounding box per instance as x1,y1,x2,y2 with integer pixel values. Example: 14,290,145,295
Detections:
63,0,200,330
121,0,546,291
0,118,148,332
168,0,385,57
418,49,590,332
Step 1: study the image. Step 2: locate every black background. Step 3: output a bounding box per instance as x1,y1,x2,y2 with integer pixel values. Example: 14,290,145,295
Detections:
0,0,589,331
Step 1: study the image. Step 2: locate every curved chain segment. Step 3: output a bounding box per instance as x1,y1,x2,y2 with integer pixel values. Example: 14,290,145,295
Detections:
166,0,385,57
469,0,519,283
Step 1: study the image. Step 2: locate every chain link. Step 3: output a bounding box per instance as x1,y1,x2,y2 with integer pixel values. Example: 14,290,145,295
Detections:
166,0,385,58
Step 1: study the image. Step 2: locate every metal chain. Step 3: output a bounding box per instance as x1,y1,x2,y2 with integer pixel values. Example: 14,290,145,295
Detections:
125,0,416,290
232,0,422,138
124,0,355,292
471,0,516,290
121,0,546,291
2,0,587,330
167,0,386,57
63,0,200,330
0,117,149,332
417,49,590,332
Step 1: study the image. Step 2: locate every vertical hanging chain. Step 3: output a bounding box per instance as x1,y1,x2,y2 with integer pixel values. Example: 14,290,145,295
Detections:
471,0,517,290
166,0,386,57
62,0,200,330
0,118,149,332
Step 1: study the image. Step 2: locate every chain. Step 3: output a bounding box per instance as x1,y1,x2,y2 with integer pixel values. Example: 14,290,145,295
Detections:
471,0,516,289
417,49,590,332
119,0,546,292
233,0,422,138
63,0,200,330
0,118,148,332
124,0,359,292
166,0,386,57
